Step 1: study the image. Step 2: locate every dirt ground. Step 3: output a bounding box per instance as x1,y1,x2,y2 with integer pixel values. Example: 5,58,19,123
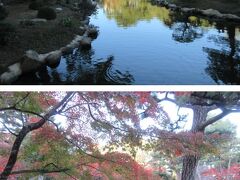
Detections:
0,2,89,74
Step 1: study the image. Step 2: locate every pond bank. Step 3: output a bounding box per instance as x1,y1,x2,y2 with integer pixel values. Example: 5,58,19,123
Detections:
151,0,240,23
0,0,98,84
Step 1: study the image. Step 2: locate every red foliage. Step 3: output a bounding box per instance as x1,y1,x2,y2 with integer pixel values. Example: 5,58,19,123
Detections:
202,164,240,180
134,92,152,104
28,117,41,123
0,157,24,179
36,92,58,108
175,92,192,97
78,152,163,180
31,123,63,142
175,149,182,157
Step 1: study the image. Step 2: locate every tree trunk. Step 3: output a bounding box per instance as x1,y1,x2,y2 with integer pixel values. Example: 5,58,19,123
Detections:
181,155,200,180
0,127,29,179
181,105,209,180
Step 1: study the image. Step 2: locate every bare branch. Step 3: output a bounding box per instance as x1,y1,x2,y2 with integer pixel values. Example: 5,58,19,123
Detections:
10,168,70,175
61,102,99,113
14,92,31,107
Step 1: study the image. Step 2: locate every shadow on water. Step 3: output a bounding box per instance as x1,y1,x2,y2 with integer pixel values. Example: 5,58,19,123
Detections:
167,12,240,84
15,48,134,85
204,24,240,84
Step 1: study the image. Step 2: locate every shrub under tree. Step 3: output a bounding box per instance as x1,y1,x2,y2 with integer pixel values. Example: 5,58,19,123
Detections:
37,7,57,20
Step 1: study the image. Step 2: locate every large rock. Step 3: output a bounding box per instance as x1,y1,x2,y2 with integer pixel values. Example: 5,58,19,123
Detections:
80,37,92,50
60,46,73,55
86,27,98,39
45,50,62,68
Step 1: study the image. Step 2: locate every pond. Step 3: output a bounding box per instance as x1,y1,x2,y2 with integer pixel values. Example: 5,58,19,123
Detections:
15,0,240,85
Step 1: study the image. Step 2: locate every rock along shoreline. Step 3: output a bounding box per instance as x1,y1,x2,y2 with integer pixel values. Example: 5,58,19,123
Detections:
0,0,99,84
151,0,240,23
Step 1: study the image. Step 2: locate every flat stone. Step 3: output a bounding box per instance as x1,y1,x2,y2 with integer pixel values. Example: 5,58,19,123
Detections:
201,9,222,17
168,4,177,9
0,63,22,84
26,50,39,61
222,14,240,20
181,7,195,13
31,18,47,23
56,7,63,12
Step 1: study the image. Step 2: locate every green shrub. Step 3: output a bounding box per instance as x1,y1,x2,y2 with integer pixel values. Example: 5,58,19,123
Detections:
0,22,15,46
29,1,44,10
37,7,57,20
59,17,73,27
0,6,8,20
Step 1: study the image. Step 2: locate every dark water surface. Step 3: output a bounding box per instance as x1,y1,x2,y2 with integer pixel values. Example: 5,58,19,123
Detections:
16,0,240,84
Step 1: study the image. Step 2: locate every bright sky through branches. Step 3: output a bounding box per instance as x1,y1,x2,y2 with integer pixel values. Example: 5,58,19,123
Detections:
140,101,240,137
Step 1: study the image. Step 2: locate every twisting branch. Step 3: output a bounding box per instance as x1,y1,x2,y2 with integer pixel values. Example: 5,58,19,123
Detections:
199,108,240,130
0,92,75,180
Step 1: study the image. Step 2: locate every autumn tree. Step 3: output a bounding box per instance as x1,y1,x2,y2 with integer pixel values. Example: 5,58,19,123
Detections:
200,120,240,179
0,92,165,179
1,91,240,180
151,92,240,180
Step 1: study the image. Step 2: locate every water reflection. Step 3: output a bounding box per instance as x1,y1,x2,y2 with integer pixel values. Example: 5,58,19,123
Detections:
15,49,134,85
169,13,208,43
204,24,240,84
99,0,172,27
98,0,240,84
